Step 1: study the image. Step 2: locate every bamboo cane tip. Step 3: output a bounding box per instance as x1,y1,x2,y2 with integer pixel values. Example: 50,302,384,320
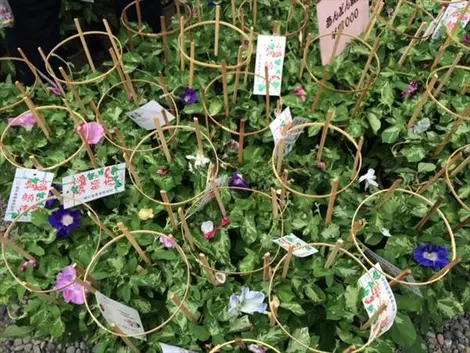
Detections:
337,239,344,245
199,253,206,259
264,252,270,258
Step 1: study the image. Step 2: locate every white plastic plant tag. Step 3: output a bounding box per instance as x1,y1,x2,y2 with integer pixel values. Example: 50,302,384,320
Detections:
126,100,175,131
62,164,126,209
160,343,197,353
273,234,318,257
196,175,228,211
253,35,286,96
432,1,470,40
4,169,54,222
358,263,397,340
270,107,292,144
95,291,146,340
284,117,310,156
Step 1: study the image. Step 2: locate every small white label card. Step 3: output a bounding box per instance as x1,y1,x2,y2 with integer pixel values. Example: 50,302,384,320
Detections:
5,169,54,222
358,263,397,340
62,163,126,209
196,175,228,211
432,1,470,40
273,234,318,257
95,291,146,340
270,107,293,144
126,100,176,131
160,343,197,353
253,35,286,96
284,117,310,156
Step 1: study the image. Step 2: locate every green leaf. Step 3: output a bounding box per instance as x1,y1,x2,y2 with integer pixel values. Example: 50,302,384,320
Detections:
188,322,211,341
367,112,381,134
437,296,463,318
0,325,33,339
403,146,426,163
239,249,257,272
389,312,417,348
286,327,310,353
380,83,395,108
344,284,360,314
381,126,401,144
417,163,436,173
227,315,252,333
241,214,258,245
50,317,65,338
321,223,340,239
280,302,305,315
208,100,223,116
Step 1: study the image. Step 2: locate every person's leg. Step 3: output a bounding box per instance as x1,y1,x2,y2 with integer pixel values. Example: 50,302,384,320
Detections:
116,0,163,34
5,0,61,85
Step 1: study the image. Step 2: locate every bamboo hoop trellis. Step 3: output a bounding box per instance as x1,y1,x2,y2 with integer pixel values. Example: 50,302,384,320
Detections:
210,338,281,353
445,144,470,212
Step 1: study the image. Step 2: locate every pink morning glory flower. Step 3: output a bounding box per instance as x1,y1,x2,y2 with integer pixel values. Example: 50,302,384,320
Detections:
295,87,307,102
75,122,105,146
55,266,89,305
8,113,37,131
160,235,175,248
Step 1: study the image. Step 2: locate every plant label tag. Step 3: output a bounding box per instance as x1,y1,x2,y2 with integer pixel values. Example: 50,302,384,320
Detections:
316,0,369,65
253,35,286,96
126,100,175,131
284,117,310,156
361,243,422,297
270,107,292,144
358,263,397,340
160,343,196,353
273,234,318,257
432,1,470,40
196,175,228,211
4,169,54,222
62,163,126,209
95,291,146,341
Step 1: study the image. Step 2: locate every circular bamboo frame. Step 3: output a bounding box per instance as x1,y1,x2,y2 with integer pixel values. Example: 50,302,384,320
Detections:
351,188,456,285
2,195,102,295
445,145,470,212
426,65,470,122
97,78,179,153
45,31,123,86
0,105,87,171
238,0,308,38
121,0,192,38
304,32,380,94
202,71,282,137
210,339,281,353
178,20,254,70
83,230,191,338
128,125,219,207
184,186,283,276
0,57,39,113
271,122,362,199
268,242,382,352
375,0,435,40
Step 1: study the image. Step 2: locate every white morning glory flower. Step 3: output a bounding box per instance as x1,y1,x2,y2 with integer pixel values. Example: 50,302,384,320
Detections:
215,272,226,284
228,287,267,317
359,168,379,191
201,220,214,235
412,118,431,134
381,228,391,237
185,153,210,172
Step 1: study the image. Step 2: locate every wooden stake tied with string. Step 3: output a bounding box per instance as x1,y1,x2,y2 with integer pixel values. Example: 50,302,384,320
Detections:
160,190,178,229
178,208,195,250
74,18,96,72
117,222,151,265
110,323,140,353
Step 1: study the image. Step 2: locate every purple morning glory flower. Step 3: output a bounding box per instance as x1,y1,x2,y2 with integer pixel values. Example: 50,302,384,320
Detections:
160,235,175,248
55,265,89,305
208,0,216,7
228,287,267,317
181,88,198,105
248,345,268,353
48,207,81,239
401,81,418,99
45,184,62,209
413,244,449,271
464,34,470,45
228,172,250,189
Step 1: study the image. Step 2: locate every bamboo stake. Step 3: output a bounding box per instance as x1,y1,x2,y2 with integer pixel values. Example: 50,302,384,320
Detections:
154,116,172,163
74,18,96,72
460,80,470,95
325,239,344,269
234,338,246,349
451,153,470,177
389,0,404,25
271,188,279,217
122,12,135,51
452,216,470,234
38,47,65,95
189,41,195,88
431,42,450,71
221,60,230,118
281,245,295,278
344,346,356,353
232,46,244,104
135,0,143,34
347,219,364,243
22,282,58,304
280,169,288,206
317,110,333,162
103,19,120,57
433,53,463,97
29,156,43,170
118,222,151,265
389,269,411,287
73,275,96,294
418,152,462,194
73,263,99,288
160,190,178,229
265,65,271,122
238,119,246,164
269,296,279,326
210,177,227,216
171,294,198,323
180,16,185,71
253,0,257,25
193,117,204,157
276,139,286,174
325,179,340,225
243,27,254,85
214,6,221,56
361,303,387,330
364,0,384,42
416,196,445,231
263,252,271,281
273,21,279,35
86,210,116,239
407,74,438,128
351,73,376,119
199,253,217,285
16,48,48,94
110,323,140,353
357,36,380,90
175,0,181,20
158,16,170,64
310,68,329,113
62,98,81,125
398,22,427,66
49,186,62,204
21,95,51,140
178,208,195,250
158,72,175,116
123,69,138,106
0,237,36,262
58,67,88,115
433,115,468,156
376,179,402,209
231,0,237,25
89,100,110,138
299,34,313,78
352,136,364,180
430,257,462,281
76,125,99,169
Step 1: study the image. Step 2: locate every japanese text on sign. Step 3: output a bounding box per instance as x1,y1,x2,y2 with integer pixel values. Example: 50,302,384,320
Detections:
62,163,126,209
126,100,176,131
273,234,318,257
5,169,54,222
316,0,369,65
253,35,286,96
432,1,470,40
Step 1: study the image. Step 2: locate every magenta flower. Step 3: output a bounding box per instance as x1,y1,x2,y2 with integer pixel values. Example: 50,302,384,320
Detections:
160,235,175,248
8,113,37,131
55,266,89,305
157,169,169,176
464,34,470,44
181,88,198,105
75,122,105,146
295,87,307,102
48,84,63,96
229,172,250,189
227,139,240,151
248,345,268,353
20,259,37,272
402,81,418,99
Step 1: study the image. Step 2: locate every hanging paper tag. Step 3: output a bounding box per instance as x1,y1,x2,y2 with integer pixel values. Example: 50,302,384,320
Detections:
284,117,310,156
270,107,292,144
95,291,146,340
126,100,176,131
253,35,286,96
273,234,318,257
316,0,369,65
62,163,126,209
432,1,470,40
160,343,197,353
358,263,397,340
196,175,228,211
4,169,54,222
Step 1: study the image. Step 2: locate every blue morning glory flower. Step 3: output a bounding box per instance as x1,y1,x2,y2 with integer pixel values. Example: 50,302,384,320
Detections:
228,287,267,317
413,244,449,271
